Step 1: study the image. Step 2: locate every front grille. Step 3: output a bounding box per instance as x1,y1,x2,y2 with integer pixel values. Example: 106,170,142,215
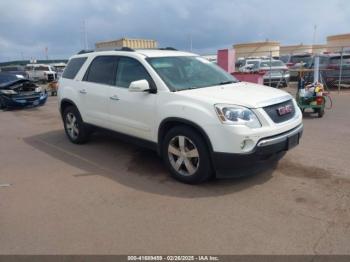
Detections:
263,99,295,123
14,95,40,102
47,74,54,81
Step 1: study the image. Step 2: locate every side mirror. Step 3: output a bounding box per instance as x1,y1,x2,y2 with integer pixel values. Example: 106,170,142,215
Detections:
129,79,150,92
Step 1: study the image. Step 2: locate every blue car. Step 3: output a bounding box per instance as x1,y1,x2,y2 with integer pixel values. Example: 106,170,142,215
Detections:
0,73,48,109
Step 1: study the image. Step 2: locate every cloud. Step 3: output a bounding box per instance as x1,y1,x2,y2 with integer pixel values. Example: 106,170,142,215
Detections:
0,0,349,61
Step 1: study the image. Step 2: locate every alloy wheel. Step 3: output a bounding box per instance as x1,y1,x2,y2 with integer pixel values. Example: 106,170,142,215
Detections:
65,112,79,140
168,135,200,176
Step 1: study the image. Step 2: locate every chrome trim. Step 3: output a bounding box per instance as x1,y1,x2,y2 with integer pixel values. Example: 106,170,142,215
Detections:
255,95,292,108
257,124,303,147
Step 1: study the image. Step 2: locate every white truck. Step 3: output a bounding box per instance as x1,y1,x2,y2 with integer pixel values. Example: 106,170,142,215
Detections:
25,64,57,82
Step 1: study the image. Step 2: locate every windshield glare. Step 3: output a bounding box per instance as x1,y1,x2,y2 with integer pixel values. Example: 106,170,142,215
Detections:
291,56,312,64
147,56,238,91
260,60,285,67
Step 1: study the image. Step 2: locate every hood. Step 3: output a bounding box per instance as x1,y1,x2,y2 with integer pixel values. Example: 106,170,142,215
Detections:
0,79,37,92
0,79,30,89
177,82,292,108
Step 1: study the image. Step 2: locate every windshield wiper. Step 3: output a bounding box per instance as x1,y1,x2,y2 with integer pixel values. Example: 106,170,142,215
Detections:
218,80,236,85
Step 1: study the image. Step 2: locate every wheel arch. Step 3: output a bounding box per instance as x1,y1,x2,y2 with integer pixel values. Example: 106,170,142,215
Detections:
60,99,79,118
157,117,214,156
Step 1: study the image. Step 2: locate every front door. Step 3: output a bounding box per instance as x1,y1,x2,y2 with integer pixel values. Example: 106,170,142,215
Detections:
108,56,157,141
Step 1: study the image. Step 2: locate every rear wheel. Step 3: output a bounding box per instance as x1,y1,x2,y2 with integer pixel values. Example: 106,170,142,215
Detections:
162,126,213,184
315,108,324,118
63,106,90,144
0,97,6,110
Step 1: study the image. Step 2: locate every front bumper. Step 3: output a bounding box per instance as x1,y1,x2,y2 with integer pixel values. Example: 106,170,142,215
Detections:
212,124,303,178
263,77,289,85
1,93,48,108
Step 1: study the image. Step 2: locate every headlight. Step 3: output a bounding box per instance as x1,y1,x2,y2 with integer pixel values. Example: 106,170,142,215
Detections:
35,87,42,93
215,104,261,128
0,90,17,95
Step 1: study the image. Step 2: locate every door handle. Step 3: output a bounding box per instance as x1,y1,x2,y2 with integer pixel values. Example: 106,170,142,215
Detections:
79,89,87,94
110,95,120,101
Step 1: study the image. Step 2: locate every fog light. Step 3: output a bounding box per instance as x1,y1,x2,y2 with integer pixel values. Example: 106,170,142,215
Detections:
240,139,255,152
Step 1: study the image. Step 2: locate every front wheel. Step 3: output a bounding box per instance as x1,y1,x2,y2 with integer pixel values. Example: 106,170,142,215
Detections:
162,126,213,184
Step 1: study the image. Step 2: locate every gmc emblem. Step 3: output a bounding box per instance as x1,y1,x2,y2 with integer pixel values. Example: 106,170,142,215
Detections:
277,104,293,116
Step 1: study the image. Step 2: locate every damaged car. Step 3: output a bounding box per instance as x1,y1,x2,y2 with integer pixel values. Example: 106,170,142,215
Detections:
0,72,48,110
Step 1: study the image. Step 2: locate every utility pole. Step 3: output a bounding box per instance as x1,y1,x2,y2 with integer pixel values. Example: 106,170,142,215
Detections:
189,33,193,52
312,24,317,45
45,47,48,60
83,20,88,50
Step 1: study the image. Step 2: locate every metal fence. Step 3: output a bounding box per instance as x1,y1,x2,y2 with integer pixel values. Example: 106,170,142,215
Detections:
234,45,350,92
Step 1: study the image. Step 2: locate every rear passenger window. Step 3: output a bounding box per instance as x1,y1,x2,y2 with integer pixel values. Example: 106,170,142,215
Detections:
84,56,118,85
116,57,152,88
62,57,87,79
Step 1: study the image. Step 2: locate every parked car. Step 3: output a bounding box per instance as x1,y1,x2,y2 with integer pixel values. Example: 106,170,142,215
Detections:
0,73,48,109
238,59,261,72
25,64,57,82
0,65,29,79
281,53,313,81
259,60,290,87
322,54,350,88
51,62,66,78
58,48,303,184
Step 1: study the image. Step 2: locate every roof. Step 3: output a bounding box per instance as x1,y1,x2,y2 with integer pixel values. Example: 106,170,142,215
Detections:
135,49,195,57
233,41,280,48
327,33,350,41
73,49,197,59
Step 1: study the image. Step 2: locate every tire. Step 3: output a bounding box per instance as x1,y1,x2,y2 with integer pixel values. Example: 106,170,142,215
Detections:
0,97,5,110
162,126,213,184
62,106,90,144
316,108,324,118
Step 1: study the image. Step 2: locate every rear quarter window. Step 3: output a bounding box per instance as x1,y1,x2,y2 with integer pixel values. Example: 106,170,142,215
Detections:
62,57,88,79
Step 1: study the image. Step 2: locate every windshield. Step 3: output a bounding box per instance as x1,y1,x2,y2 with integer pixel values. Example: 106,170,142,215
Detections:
246,60,260,69
329,56,350,65
0,73,20,86
1,67,20,72
260,60,285,67
290,55,312,64
146,56,238,91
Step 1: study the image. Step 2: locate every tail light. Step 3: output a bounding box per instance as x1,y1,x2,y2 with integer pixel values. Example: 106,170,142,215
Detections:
287,62,295,67
316,97,323,105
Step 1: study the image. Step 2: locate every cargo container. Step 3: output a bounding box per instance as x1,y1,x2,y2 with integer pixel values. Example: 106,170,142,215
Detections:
95,38,158,50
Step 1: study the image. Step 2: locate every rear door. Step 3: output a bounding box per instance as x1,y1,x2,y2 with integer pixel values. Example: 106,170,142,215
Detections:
80,55,118,128
108,56,157,141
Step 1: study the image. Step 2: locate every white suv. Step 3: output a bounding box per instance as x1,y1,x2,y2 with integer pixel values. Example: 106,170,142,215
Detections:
58,48,303,184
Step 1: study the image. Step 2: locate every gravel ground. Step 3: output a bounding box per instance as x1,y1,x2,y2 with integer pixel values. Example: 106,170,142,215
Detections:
0,89,349,254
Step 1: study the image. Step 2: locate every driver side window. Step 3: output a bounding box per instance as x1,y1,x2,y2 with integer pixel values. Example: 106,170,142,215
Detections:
116,57,152,88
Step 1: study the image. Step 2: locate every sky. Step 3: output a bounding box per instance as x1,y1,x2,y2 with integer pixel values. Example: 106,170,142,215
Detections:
0,0,350,62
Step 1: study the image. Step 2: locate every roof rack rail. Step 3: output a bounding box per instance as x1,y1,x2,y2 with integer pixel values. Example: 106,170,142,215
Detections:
77,50,94,55
159,47,177,51
115,47,135,52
